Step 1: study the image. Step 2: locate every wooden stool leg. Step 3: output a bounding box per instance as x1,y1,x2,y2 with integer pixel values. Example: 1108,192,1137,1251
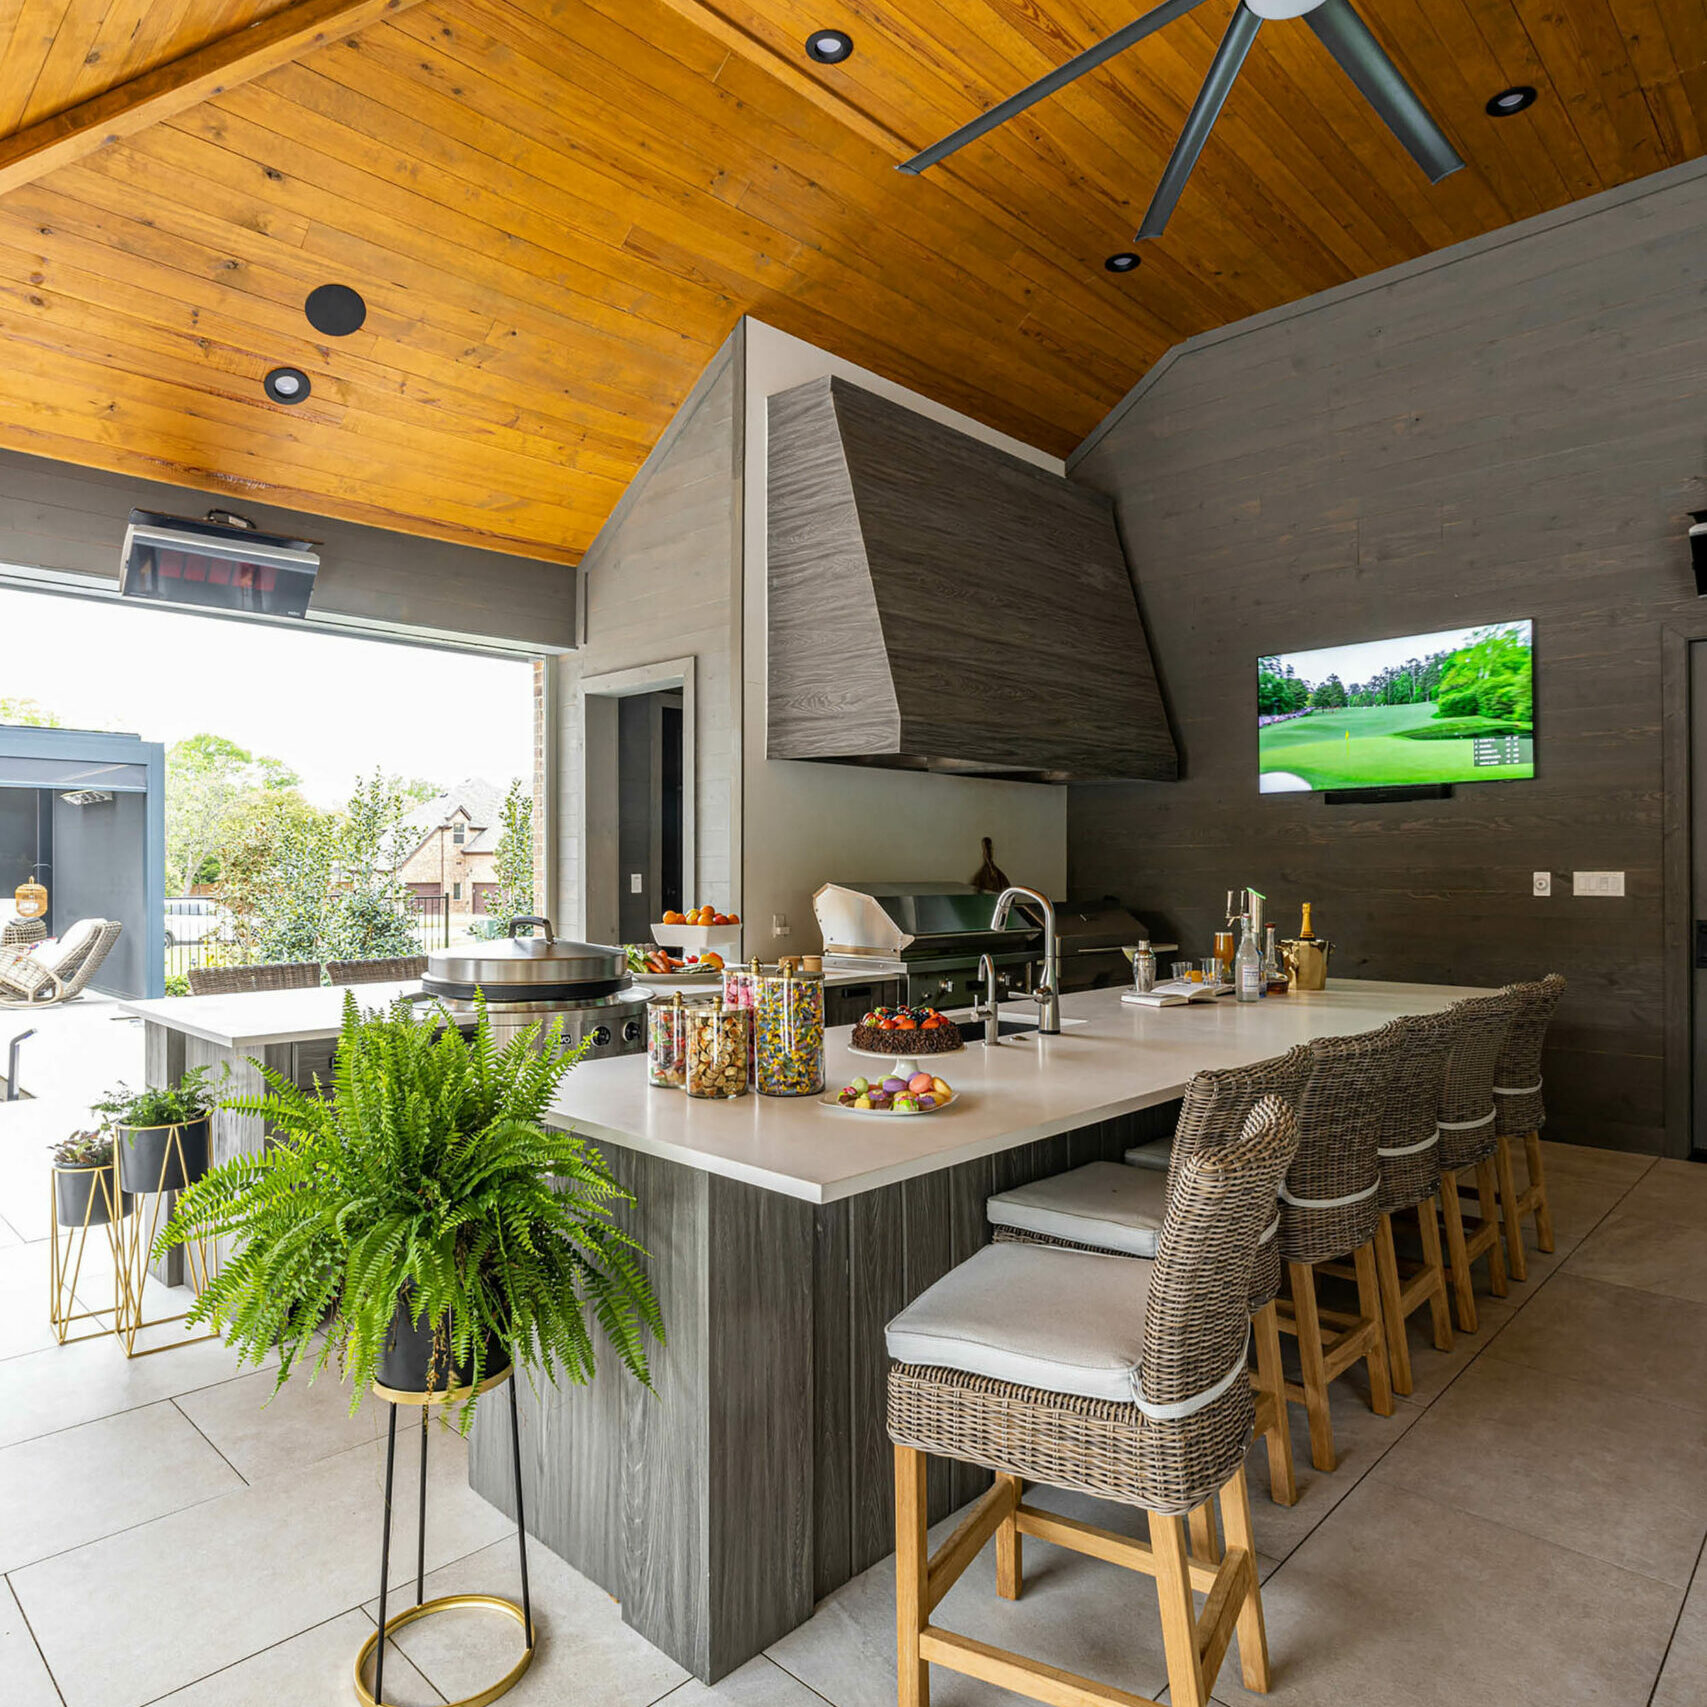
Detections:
1251,1301,1296,1506
995,1472,1023,1600
1352,1240,1394,1417
1189,1500,1222,1565
1524,1131,1555,1252
1372,1212,1412,1398
1437,1165,1478,1333
1153,1512,1210,1707
1476,1159,1508,1297
1416,1193,1453,1353
1494,1134,1527,1282
1218,1464,1272,1693
895,1445,930,1707
1288,1260,1336,1473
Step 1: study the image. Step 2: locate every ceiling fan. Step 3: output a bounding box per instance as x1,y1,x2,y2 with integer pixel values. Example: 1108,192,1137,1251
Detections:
899,0,1464,240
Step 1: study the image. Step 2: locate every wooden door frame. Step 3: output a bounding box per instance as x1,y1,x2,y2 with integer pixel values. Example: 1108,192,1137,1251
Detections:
1659,618,1707,1158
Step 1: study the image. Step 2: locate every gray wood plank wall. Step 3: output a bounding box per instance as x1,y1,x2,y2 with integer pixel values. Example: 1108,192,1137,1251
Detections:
1069,162,1707,1156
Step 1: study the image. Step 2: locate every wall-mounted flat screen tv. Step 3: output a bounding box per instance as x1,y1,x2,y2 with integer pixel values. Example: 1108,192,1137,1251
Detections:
1258,620,1534,793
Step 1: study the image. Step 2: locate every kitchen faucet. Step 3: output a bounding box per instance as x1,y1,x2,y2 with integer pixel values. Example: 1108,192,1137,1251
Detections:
991,885,1060,1034
974,953,1002,1046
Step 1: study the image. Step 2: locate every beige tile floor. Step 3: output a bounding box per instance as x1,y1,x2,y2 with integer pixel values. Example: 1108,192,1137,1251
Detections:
0,1100,1702,1707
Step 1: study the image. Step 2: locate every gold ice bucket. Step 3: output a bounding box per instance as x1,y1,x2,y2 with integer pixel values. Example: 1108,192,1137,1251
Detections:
1282,937,1332,991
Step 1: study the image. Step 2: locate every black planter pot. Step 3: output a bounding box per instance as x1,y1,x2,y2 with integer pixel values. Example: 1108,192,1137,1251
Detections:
116,1117,211,1194
376,1290,509,1399
53,1165,133,1228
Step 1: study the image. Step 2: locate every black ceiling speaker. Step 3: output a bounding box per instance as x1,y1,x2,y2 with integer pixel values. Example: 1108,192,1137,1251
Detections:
1691,510,1707,596
900,0,1463,242
304,283,367,336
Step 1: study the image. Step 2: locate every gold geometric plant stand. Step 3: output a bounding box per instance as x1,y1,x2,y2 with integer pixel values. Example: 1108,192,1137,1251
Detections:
112,1122,218,1359
47,1165,126,1347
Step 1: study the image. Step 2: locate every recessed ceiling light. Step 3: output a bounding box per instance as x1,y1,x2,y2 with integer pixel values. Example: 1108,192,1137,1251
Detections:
304,282,367,336
1486,85,1537,116
805,29,853,64
264,366,311,405
1104,252,1141,273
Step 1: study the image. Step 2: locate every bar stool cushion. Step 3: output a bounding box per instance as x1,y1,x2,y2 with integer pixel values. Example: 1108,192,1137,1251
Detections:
987,1161,1168,1257
885,1242,1153,1405
1125,1136,1173,1172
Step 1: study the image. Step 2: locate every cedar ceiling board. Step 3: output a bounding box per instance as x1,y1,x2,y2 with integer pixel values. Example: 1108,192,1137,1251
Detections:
0,0,1702,564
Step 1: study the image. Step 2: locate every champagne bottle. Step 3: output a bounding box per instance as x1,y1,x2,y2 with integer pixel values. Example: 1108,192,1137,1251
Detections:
1298,902,1316,941
1234,915,1262,1003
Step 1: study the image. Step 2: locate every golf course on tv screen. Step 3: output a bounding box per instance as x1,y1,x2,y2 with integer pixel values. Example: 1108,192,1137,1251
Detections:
1258,621,1534,793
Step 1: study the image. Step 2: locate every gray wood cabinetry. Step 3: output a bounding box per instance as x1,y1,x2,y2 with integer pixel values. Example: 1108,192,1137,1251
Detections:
468,1100,1176,1682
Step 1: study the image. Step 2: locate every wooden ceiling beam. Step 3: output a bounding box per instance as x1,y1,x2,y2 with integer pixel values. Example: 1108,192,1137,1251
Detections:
0,0,425,200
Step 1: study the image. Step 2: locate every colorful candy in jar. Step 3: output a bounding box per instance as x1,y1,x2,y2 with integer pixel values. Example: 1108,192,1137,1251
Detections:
755,966,824,1097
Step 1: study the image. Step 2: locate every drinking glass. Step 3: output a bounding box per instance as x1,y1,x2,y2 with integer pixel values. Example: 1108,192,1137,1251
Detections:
1170,959,1193,984
1200,957,1221,987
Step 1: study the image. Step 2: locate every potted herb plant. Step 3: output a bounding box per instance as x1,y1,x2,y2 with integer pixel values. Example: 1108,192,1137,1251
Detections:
94,1069,217,1195
154,993,662,1416
49,1129,131,1227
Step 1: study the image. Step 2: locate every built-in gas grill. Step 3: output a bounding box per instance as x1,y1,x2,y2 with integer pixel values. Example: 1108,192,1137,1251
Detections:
813,882,1158,1010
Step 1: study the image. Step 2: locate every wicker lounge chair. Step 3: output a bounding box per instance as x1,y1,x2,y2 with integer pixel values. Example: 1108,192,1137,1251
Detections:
887,1097,1298,1707
0,918,122,1007
325,957,427,986
984,1045,1312,1506
187,961,322,996
1491,974,1566,1280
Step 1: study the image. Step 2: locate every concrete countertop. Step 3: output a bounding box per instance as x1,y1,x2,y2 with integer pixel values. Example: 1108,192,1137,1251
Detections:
543,980,1487,1204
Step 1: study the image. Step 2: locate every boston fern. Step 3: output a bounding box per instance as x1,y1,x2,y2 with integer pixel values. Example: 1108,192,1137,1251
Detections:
155,993,662,1423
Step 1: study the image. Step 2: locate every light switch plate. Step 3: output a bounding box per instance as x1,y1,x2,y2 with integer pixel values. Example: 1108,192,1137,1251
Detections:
1532,872,1551,897
1572,870,1626,897
629,873,643,894
772,913,791,937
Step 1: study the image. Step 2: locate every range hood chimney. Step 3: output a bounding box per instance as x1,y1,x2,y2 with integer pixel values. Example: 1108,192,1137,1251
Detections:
766,376,1176,783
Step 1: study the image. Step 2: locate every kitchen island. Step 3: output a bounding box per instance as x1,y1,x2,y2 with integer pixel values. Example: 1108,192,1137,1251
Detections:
470,979,1485,1682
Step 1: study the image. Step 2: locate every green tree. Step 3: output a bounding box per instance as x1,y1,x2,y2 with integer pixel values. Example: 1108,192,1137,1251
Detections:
0,696,63,728
166,734,301,895
489,779,535,925
396,776,442,806
1432,625,1533,725
1310,674,1348,710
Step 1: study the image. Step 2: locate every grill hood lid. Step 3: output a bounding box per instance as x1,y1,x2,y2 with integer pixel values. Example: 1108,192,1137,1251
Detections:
765,376,1178,784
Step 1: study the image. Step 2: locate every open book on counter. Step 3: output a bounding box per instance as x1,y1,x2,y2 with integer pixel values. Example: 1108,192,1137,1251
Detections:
1121,979,1233,1008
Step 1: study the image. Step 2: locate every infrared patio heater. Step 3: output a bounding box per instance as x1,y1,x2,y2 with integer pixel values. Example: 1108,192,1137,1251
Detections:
119,508,320,619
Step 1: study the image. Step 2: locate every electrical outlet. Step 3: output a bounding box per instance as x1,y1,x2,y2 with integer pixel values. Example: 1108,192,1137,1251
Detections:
1572,870,1626,897
629,873,643,894
771,913,791,938
1532,871,1551,897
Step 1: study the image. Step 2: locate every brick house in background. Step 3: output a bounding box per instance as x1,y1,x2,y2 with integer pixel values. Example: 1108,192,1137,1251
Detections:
393,777,506,916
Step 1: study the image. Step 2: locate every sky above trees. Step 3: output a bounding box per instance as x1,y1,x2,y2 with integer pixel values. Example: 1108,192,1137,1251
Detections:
0,588,531,807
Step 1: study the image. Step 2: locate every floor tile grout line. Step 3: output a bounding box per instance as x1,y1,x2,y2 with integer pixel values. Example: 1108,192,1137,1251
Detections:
3,1478,249,1582
4,1570,68,1707
1647,1527,1707,1707
759,1650,850,1706
169,1394,250,1486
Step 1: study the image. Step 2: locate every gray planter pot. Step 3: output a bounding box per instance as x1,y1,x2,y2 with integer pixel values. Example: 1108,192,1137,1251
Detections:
376,1289,509,1400
53,1165,132,1228
116,1117,211,1194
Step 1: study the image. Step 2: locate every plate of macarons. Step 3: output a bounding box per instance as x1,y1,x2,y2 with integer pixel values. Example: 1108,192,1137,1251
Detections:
824,1070,958,1116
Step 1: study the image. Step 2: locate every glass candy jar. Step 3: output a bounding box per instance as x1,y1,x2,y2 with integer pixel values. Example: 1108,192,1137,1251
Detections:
685,1004,750,1100
755,965,825,1098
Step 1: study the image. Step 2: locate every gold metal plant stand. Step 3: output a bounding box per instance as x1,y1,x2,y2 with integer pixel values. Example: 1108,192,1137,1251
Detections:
354,1366,536,1707
113,1123,218,1359
47,1167,125,1346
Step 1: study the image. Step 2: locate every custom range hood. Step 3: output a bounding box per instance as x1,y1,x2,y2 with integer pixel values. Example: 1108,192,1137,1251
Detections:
766,376,1176,782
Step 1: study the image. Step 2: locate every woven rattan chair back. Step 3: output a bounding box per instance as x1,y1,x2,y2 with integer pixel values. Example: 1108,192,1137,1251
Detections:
1493,973,1564,1138
1375,1010,1457,1214
1138,1095,1300,1511
1278,1026,1398,1266
325,956,427,986
187,961,322,996
1437,991,1519,1169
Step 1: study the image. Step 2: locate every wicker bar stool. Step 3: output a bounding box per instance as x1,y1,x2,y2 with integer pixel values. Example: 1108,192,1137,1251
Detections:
186,961,322,995
888,1098,1298,1707
985,1046,1312,1506
1320,1010,1455,1398
1435,990,1520,1332
1491,974,1565,1281
1273,1027,1398,1474
326,956,428,986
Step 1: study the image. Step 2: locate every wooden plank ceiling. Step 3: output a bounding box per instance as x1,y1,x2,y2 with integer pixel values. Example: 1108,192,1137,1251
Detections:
0,0,1702,563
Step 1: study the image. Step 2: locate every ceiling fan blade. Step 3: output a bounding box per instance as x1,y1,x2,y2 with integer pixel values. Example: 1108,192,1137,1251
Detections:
1303,0,1464,182
899,0,1211,175
1136,0,1262,240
